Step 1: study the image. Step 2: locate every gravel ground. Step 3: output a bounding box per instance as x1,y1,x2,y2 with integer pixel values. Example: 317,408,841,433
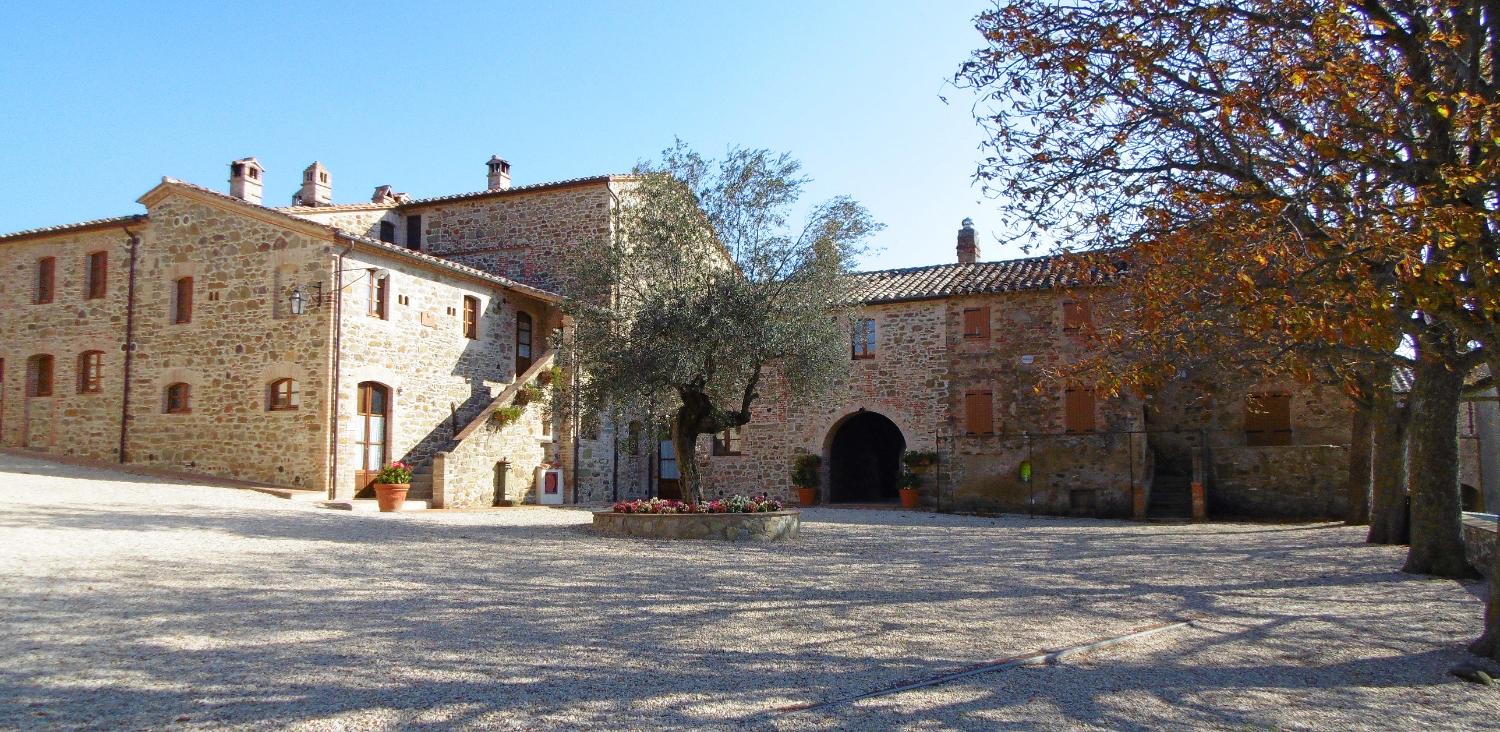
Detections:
0,451,1495,731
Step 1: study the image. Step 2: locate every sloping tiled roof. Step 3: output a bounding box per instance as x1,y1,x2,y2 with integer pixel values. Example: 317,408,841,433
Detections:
145,178,560,302
397,174,628,208
0,214,146,242
845,253,1115,304
278,203,396,214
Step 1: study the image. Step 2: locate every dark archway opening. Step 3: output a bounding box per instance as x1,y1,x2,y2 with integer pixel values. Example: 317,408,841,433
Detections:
829,411,905,503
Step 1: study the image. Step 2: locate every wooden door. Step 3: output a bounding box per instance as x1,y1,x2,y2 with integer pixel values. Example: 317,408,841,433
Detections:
657,438,681,499
353,382,390,497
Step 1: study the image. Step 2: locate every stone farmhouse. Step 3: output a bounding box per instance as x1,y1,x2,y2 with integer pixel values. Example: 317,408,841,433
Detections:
0,157,1354,517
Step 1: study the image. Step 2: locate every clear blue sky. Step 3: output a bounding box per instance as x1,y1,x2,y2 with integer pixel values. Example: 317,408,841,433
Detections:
0,1,1018,270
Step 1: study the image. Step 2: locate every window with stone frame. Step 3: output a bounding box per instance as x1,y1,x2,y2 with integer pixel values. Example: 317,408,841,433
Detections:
964,391,993,434
268,378,299,411
368,271,388,319
1064,386,1096,433
35,257,55,304
77,351,103,394
86,251,108,299
26,354,54,397
1244,391,1292,446
165,383,192,414
712,426,743,456
1062,300,1091,334
463,296,480,339
173,276,193,324
851,318,877,359
962,306,990,339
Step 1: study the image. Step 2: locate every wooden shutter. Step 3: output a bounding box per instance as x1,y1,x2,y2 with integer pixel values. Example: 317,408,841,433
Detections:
1245,393,1292,446
175,277,193,323
1063,300,1091,333
1064,387,1095,433
962,307,990,339
88,252,108,299
36,257,55,304
463,296,479,339
964,391,993,434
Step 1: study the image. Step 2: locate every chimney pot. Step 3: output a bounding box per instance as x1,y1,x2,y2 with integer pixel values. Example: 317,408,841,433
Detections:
487,155,512,191
295,161,332,207
957,217,979,265
228,157,264,205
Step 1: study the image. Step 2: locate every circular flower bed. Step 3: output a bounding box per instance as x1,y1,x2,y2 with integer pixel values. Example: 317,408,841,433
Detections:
595,494,798,541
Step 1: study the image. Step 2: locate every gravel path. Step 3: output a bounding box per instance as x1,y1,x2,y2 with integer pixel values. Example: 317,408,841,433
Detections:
0,451,1494,730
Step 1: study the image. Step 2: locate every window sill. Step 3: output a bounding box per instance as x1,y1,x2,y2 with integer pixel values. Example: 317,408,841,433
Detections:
165,410,192,415
268,406,300,412
851,355,877,361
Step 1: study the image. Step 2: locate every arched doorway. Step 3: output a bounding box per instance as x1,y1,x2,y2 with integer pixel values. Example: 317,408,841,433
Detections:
828,411,905,503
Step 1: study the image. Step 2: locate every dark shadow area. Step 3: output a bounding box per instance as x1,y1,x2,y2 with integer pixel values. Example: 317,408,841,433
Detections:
829,411,904,503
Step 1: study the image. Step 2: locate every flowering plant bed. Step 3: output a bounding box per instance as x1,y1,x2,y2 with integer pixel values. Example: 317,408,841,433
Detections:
612,494,784,514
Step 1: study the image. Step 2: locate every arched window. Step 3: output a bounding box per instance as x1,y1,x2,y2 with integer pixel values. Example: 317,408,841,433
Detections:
77,351,103,394
515,311,534,375
165,383,192,413
26,355,54,397
268,378,299,411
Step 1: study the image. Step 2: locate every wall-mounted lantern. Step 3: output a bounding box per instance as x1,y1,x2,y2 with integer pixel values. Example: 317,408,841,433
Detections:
289,287,306,316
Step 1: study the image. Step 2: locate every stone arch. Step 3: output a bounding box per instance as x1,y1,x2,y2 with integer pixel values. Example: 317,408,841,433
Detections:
823,409,907,503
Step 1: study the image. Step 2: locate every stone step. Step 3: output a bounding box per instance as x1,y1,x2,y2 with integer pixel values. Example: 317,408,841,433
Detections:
247,486,326,502
317,499,430,512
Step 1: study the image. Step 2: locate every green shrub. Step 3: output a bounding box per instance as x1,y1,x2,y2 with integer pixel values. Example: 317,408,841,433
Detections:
791,453,822,488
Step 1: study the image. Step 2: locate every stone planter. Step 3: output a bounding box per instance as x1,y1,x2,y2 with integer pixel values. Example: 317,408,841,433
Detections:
899,487,920,509
374,483,409,512
796,486,818,506
592,510,800,542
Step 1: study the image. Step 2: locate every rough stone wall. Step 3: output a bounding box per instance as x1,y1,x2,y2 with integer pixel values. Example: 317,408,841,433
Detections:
1208,445,1349,518
410,182,615,289
1463,513,1496,578
1148,371,1351,447
285,207,396,242
941,433,1141,517
331,246,562,500
434,370,560,509
0,228,134,461
125,192,334,490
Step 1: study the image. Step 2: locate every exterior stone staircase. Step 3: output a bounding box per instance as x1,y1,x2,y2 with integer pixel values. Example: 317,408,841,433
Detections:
1147,451,1194,519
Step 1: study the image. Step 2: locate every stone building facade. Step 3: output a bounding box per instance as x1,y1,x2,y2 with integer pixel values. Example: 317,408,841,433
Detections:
2,157,1355,518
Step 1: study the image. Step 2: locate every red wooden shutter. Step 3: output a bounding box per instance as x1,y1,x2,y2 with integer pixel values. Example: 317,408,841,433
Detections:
36,257,55,304
463,296,479,339
1245,393,1292,446
175,277,193,323
1063,300,1091,333
88,252,108,299
963,307,991,339
1064,387,1095,433
965,392,993,434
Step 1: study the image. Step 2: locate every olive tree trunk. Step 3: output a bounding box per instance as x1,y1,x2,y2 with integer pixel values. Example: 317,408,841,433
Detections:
1402,356,1477,578
1345,400,1373,526
1368,377,1410,545
671,381,755,505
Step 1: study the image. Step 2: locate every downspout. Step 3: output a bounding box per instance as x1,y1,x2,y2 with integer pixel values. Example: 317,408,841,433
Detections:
611,415,620,502
117,219,144,463
326,238,354,498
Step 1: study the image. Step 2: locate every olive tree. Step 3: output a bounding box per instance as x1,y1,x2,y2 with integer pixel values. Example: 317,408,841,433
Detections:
558,142,880,504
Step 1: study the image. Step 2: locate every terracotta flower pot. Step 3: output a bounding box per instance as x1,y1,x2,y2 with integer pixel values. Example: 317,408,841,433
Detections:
898,487,920,509
375,483,410,512
796,486,818,506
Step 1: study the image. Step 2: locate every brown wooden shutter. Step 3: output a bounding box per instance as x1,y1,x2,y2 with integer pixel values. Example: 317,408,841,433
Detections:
175,277,193,323
1063,300,1091,333
88,252,108,299
963,306,991,339
36,257,55,304
1064,387,1095,433
965,391,993,434
463,296,479,339
1245,393,1292,446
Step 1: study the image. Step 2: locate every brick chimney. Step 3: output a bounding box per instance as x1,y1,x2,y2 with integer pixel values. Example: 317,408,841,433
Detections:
957,217,979,264
228,157,263,205
294,162,332,206
487,155,511,191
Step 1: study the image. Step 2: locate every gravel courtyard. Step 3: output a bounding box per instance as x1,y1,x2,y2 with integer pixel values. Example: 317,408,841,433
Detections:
0,452,1495,730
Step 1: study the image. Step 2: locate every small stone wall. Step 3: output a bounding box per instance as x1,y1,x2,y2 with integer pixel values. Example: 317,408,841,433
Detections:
592,510,800,542
1463,513,1496,578
1209,445,1348,519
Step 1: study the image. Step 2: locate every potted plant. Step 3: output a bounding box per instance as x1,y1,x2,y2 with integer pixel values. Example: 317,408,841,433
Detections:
897,469,922,509
373,461,413,512
791,453,821,506
902,450,938,475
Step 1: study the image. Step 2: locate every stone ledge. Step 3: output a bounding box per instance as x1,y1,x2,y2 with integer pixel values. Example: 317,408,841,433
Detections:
1463,512,1496,578
592,510,800,541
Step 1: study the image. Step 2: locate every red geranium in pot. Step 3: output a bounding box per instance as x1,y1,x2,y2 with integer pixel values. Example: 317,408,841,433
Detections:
374,461,413,512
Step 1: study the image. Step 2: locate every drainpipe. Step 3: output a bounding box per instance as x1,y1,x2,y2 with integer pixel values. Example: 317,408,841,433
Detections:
326,239,354,498
117,219,144,464
611,414,620,502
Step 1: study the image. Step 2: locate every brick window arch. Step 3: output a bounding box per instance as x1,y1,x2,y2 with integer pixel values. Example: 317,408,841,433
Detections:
165,383,192,414
77,351,104,394
268,378,299,411
26,354,54,397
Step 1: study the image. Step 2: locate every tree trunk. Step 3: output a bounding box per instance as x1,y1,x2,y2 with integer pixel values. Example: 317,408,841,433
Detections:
1470,514,1500,659
672,409,705,504
1345,398,1373,525
1368,375,1410,545
1402,353,1477,578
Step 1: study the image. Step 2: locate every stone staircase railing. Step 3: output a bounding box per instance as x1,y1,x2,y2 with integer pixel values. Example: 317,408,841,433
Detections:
429,350,558,508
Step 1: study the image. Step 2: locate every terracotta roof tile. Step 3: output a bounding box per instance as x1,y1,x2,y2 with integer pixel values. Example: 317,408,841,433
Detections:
846,253,1116,304
0,214,146,242
397,174,631,208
